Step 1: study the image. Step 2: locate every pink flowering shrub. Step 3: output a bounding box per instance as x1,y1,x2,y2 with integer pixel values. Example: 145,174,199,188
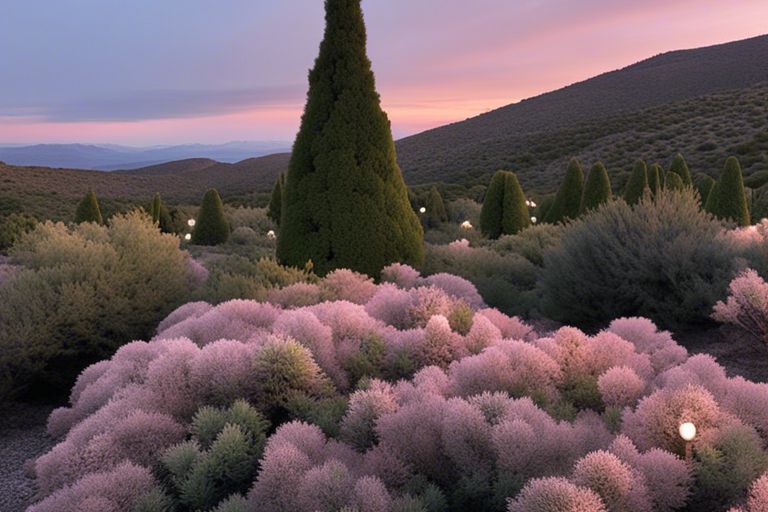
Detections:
598,366,646,408
729,473,768,512
507,477,607,512
320,269,377,304
380,263,421,289
713,269,768,344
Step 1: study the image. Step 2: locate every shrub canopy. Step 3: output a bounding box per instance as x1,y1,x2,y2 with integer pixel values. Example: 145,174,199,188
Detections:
277,0,423,277
267,174,284,225
544,158,584,223
74,191,103,225
580,162,612,214
668,153,693,187
479,170,531,239
192,189,230,246
623,160,649,206
711,157,750,227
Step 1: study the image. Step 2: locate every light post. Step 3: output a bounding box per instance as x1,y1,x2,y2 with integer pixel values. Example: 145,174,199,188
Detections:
679,422,697,464
419,207,426,214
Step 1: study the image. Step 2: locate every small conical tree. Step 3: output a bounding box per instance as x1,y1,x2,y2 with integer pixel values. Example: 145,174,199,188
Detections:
75,191,103,224
705,181,721,214
668,153,693,187
150,193,173,233
276,0,423,276
693,173,716,206
580,162,612,214
648,163,663,197
665,171,684,191
151,193,162,224
623,160,649,206
544,158,584,223
424,186,448,228
712,157,750,226
191,189,230,245
480,170,530,238
267,174,285,225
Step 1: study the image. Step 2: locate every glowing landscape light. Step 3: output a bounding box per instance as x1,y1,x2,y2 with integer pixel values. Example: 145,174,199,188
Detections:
460,220,473,229
679,422,696,441
531,216,537,224
188,219,196,227
184,233,192,241
419,207,426,214
267,230,276,240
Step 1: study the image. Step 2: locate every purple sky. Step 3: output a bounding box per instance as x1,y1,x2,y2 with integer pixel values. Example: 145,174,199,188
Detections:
1,0,766,145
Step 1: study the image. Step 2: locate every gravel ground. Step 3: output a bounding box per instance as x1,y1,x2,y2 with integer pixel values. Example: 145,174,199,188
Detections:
0,403,55,512
676,324,768,383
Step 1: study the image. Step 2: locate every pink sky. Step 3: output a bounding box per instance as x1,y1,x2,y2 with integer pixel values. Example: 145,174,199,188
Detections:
1,0,767,145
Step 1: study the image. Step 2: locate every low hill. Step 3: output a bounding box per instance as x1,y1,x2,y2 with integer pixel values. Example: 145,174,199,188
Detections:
396,34,768,191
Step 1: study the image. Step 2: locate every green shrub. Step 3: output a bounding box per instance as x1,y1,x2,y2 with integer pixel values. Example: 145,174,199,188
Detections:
150,193,174,233
710,157,750,226
267,173,284,225
665,171,685,191
622,160,648,206
540,188,736,329
0,211,192,398
424,186,448,228
0,213,37,251
580,162,611,213
277,0,423,277
192,189,230,246
694,173,716,205
491,224,564,267
74,190,103,224
544,158,584,223
480,170,531,239
648,163,663,197
668,153,693,186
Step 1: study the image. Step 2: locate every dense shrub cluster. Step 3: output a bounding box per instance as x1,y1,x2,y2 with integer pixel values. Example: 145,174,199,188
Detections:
540,188,737,329
713,269,768,343
28,267,768,512
0,211,197,398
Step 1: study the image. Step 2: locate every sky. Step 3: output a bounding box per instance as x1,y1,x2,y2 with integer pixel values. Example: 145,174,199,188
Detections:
1,0,767,146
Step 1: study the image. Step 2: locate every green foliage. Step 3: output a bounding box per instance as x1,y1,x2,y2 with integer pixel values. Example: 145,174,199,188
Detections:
744,170,768,189
341,333,386,385
253,337,328,409
192,189,230,246
665,171,685,191
479,170,531,239
669,153,693,186
694,173,716,205
705,181,721,214
447,301,474,335
540,188,736,329
579,162,611,214
132,488,174,512
424,186,449,228
0,213,37,251
150,193,173,233
284,392,349,438
622,160,648,206
164,401,269,512
277,0,423,277
648,163,663,198
492,223,564,267
711,157,750,226
0,211,191,399
544,158,584,223
267,173,284,225
74,190,103,224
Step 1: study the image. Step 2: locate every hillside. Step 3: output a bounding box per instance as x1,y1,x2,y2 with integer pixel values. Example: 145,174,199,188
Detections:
396,34,768,191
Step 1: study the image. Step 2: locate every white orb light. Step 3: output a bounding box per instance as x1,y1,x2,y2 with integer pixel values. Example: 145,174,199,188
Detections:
460,220,473,230
187,219,196,227
267,230,276,240
184,233,192,241
679,422,697,442
419,207,427,214
530,201,537,208
530,216,537,224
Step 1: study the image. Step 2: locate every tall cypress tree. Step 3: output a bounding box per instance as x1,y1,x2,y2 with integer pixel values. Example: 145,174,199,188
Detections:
276,0,423,277
424,186,448,228
544,158,584,223
480,170,530,238
623,160,649,206
665,171,684,191
693,173,716,206
648,163,663,197
713,157,750,226
580,162,612,214
75,191,103,224
268,174,284,225
705,180,721,215
150,192,172,233
668,153,693,187
191,189,230,245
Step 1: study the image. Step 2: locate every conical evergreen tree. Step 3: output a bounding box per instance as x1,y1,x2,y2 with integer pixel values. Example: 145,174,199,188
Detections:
150,193,173,233
268,174,285,225
424,186,448,228
74,191,103,224
276,0,423,276
151,193,162,224
665,171,684,191
544,158,584,223
668,153,693,187
580,162,612,214
191,189,230,245
480,170,530,238
623,160,649,206
648,163,663,197
712,157,750,226
705,180,721,214
693,173,716,206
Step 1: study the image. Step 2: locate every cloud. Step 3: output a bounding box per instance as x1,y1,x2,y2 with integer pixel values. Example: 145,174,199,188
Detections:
0,85,307,122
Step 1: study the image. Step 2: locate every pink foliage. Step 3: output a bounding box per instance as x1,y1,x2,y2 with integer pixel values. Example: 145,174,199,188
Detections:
634,448,692,512
297,459,353,512
713,268,768,343
189,339,260,405
28,462,158,512
464,313,503,354
341,380,399,450
606,318,688,373
249,443,313,512
185,257,210,289
745,473,768,512
320,269,377,304
380,263,420,289
441,397,494,473
365,284,415,329
507,477,608,512
421,315,464,368
478,307,534,340
571,450,652,512
722,376,768,439
598,366,646,408
350,475,392,512
420,272,484,308
406,286,457,328
156,301,212,334
267,282,323,308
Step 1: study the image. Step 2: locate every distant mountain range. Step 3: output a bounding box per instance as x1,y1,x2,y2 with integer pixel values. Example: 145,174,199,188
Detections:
2,34,768,221
0,141,291,171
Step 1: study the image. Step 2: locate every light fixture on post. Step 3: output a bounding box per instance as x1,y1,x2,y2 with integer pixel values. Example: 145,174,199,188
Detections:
188,219,196,227
460,220,473,230
419,207,426,214
184,233,192,241
679,422,697,463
